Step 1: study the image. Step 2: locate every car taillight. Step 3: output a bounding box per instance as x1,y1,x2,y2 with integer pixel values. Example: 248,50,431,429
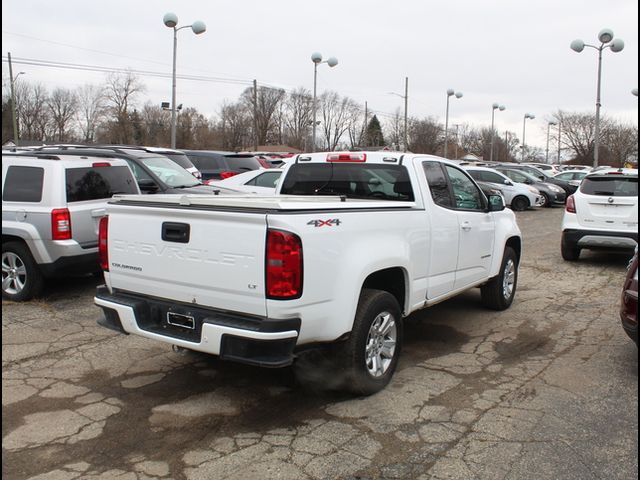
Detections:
326,153,367,162
51,208,72,240
266,229,303,299
220,171,238,179
566,195,576,213
99,216,109,271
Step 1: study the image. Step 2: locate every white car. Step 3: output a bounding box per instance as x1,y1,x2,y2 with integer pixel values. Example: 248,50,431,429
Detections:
207,169,283,194
553,169,589,188
561,168,638,260
464,166,543,211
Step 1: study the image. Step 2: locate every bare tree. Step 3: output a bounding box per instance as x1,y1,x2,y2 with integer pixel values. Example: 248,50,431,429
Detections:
552,110,615,165
282,87,313,150
241,85,286,146
408,117,442,154
48,87,78,142
382,109,404,150
76,84,106,143
600,122,638,167
319,91,359,151
16,82,50,141
218,101,251,150
101,70,145,144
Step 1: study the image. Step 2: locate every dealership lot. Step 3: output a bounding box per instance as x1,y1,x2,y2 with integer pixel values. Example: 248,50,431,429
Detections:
2,208,637,480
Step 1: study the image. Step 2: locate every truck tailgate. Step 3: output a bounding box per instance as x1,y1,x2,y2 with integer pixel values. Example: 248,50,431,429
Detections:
106,203,268,317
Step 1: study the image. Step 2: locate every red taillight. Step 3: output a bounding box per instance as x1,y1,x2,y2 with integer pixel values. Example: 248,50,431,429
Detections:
99,216,109,271
566,195,576,213
51,208,72,240
220,171,238,179
92,162,111,167
326,153,367,162
257,159,271,168
266,229,303,299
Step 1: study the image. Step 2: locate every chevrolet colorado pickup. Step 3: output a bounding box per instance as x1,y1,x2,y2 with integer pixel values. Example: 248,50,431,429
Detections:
95,152,522,394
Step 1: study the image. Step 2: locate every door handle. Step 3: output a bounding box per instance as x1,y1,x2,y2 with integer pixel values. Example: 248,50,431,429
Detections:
461,221,472,231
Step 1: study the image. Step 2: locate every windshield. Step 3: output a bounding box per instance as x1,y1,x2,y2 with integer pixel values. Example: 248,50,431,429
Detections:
161,153,195,170
141,156,201,187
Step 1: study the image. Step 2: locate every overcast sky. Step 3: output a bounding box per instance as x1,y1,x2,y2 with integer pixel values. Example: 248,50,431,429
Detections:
2,0,638,149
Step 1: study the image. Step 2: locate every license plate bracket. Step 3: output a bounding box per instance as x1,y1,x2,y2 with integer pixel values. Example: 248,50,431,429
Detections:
167,312,195,330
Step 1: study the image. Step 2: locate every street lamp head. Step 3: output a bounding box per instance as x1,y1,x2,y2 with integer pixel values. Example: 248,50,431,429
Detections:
311,52,323,64
525,113,535,120
570,39,585,53
499,105,505,111
327,57,338,68
447,88,455,96
632,88,638,97
191,21,206,35
455,91,463,99
598,28,614,44
492,102,499,109
610,38,624,52
163,12,178,28
548,121,557,126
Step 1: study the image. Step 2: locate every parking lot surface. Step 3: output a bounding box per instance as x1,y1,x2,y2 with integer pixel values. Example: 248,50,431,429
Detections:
3,207,638,480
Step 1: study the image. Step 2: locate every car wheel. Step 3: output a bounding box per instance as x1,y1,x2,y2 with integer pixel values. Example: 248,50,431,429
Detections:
336,289,402,395
481,246,518,311
561,236,581,261
511,196,529,211
540,193,551,208
2,241,44,301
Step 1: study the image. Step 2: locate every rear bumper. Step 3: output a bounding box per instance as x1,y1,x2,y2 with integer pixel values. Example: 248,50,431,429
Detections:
94,286,300,367
562,229,638,250
38,251,100,277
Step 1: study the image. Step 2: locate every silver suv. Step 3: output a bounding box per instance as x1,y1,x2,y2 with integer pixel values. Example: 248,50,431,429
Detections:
2,154,140,300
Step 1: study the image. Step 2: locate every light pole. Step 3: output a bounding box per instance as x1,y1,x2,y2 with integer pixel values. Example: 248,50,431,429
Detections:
489,103,506,162
164,12,206,149
453,123,461,159
389,77,409,151
7,52,25,143
556,121,562,164
521,113,535,162
443,88,463,158
545,120,558,163
570,28,624,167
311,52,338,151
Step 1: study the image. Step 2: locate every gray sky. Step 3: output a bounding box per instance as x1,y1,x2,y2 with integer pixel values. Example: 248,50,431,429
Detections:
2,0,638,150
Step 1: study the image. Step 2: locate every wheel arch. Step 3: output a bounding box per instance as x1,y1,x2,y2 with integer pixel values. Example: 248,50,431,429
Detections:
361,267,407,315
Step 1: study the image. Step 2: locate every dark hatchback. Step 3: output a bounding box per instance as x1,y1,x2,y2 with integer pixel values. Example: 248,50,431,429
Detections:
182,150,262,182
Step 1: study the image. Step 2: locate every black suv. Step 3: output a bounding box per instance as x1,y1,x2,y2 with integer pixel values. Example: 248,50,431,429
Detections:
29,146,237,195
182,150,262,182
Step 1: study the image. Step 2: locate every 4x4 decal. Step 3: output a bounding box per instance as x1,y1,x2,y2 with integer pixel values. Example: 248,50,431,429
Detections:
307,219,341,228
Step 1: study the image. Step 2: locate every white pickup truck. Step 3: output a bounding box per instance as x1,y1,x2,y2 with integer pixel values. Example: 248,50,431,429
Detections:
95,152,522,394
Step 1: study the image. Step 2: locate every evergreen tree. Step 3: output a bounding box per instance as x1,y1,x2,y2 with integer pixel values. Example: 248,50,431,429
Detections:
365,115,385,147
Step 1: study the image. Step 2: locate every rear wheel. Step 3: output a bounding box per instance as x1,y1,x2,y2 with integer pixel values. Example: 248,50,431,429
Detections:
481,247,518,310
2,242,44,301
511,196,529,211
335,289,403,395
561,235,581,261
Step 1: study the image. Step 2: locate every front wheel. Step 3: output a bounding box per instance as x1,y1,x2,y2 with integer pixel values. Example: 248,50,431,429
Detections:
481,247,518,310
511,196,529,212
540,193,551,208
336,289,403,395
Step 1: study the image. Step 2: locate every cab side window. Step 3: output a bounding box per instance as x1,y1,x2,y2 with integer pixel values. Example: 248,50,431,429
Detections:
423,161,454,208
444,165,485,211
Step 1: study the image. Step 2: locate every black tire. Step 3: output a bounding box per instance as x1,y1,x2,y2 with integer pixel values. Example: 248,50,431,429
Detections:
540,193,551,208
511,196,529,212
481,247,518,311
335,289,403,395
561,236,581,261
2,241,44,301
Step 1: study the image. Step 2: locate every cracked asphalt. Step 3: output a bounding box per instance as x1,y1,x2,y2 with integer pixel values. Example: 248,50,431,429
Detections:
2,207,638,480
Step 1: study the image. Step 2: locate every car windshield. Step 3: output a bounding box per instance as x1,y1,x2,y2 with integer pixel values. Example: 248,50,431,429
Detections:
580,176,638,196
140,156,200,187
160,152,195,170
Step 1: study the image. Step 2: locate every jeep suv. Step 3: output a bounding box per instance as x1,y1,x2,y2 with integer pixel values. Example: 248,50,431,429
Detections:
561,168,638,261
2,154,140,301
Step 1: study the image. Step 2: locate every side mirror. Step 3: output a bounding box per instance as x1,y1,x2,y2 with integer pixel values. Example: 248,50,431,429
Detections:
504,179,513,186
138,179,159,193
487,194,505,212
